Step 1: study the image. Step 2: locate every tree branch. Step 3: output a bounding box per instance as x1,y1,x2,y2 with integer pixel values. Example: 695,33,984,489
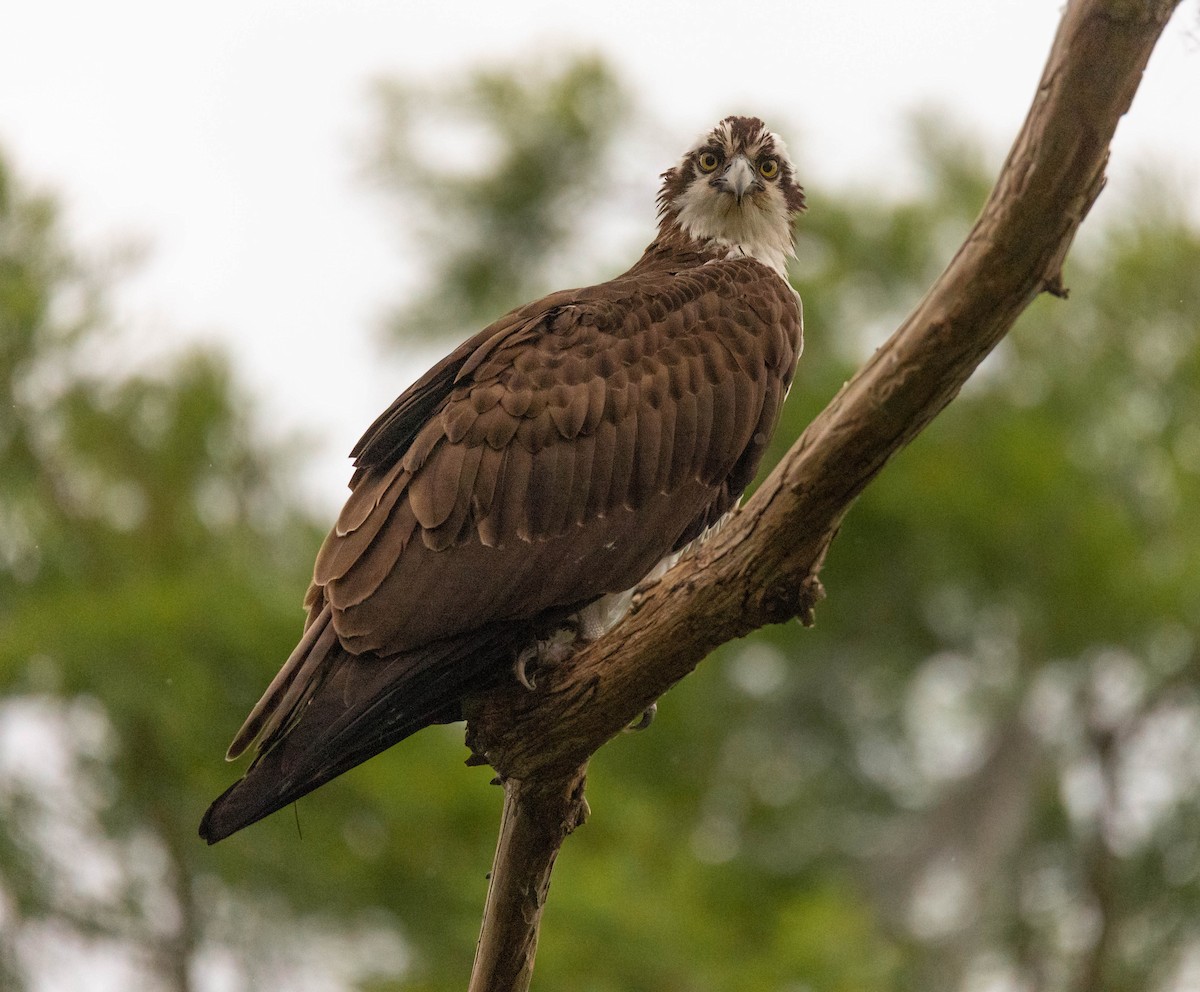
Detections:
468,769,589,992
464,1,1184,988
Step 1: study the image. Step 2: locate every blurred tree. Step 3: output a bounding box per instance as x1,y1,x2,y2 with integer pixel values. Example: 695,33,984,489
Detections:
368,55,631,345
0,152,436,990
3,51,1198,992
0,151,342,990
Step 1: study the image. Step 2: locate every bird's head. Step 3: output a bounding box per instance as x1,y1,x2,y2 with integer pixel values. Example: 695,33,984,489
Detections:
657,116,806,276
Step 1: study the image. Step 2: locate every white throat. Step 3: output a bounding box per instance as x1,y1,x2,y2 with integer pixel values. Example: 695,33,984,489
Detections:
672,184,795,278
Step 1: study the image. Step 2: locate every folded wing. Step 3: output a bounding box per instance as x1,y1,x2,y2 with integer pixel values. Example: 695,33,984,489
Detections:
200,257,801,842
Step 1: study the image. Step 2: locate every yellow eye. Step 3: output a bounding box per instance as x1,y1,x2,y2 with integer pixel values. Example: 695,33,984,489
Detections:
758,158,779,179
697,151,720,173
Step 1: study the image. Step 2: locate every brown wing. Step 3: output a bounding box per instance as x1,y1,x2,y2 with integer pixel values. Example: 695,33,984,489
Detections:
311,257,802,656
204,258,801,839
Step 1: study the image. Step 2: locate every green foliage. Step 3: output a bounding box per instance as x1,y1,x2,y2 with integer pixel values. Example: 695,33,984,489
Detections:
369,56,630,344
0,151,325,988
3,55,1200,992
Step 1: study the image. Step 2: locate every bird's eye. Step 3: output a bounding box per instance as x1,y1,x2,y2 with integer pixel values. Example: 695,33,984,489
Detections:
758,158,779,179
697,151,720,173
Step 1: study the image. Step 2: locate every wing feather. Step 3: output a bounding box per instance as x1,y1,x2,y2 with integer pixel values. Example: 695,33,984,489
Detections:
657,391,676,494
334,458,406,537
633,403,662,505
329,500,419,611
690,381,715,482
348,311,524,476
565,430,596,528
498,443,534,543
586,418,618,520
706,375,737,481
424,442,483,551
527,439,561,537
472,446,504,525
440,397,476,445
500,382,533,419
611,396,639,511
669,388,698,489
307,256,802,667
407,439,464,531
315,466,410,585
582,375,606,434
481,404,521,449
549,382,590,439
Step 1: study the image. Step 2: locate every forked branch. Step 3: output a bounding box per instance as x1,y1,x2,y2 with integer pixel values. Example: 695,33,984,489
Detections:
464,2,1185,989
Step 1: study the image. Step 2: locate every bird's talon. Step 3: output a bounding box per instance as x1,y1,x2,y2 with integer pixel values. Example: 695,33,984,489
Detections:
512,650,537,691
626,702,657,732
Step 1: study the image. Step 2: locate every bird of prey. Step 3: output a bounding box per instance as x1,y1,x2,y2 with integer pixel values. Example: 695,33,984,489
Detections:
200,115,806,843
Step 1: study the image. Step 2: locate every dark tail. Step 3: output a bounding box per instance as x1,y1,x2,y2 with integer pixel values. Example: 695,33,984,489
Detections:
199,608,521,844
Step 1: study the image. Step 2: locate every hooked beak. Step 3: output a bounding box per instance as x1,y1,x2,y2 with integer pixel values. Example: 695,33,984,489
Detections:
717,154,761,203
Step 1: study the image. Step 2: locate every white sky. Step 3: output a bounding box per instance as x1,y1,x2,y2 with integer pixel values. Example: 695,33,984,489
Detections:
1,0,1197,512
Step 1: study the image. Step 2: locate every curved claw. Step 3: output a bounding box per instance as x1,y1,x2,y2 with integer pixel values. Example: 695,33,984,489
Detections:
625,702,657,732
512,649,537,691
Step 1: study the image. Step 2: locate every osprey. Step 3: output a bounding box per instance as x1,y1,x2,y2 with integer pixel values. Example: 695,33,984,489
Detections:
200,115,806,843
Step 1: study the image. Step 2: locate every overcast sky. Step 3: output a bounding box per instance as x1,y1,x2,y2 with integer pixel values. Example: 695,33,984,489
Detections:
2,0,1197,510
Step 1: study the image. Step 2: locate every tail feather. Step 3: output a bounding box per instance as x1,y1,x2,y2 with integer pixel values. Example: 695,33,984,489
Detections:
199,610,523,844
225,607,336,760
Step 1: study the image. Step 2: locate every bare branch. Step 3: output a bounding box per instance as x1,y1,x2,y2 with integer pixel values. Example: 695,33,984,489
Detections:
462,1,1185,988
468,769,589,992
